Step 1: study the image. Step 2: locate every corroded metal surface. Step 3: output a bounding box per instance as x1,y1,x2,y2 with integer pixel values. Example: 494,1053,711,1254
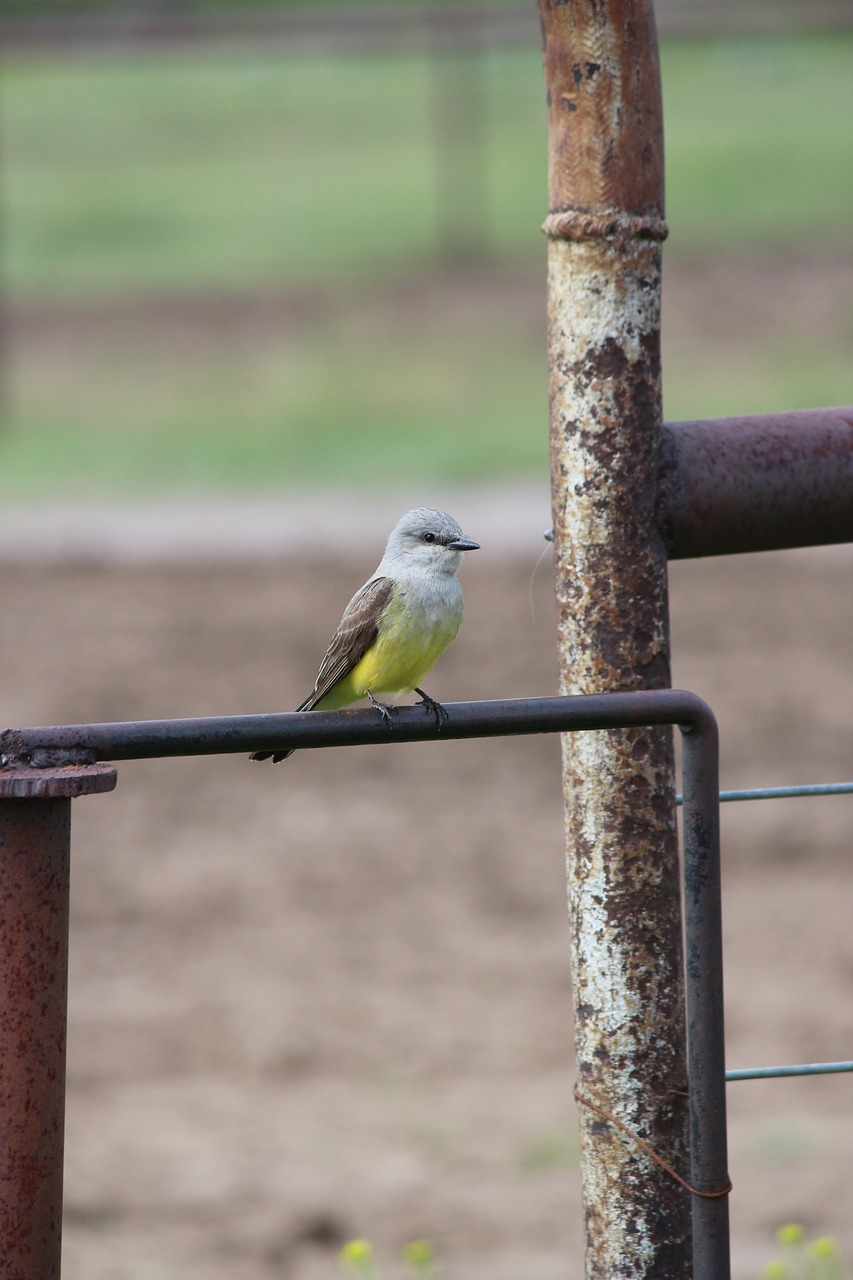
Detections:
681,711,731,1279
539,0,666,227
0,763,117,799
660,406,853,557
0,766,116,1279
0,798,71,1280
540,0,691,1275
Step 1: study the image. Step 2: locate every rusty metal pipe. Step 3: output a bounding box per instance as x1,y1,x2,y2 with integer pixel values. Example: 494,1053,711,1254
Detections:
0,765,116,1280
9,690,711,760
0,799,69,1280
681,707,730,1278
539,0,691,1273
661,406,853,558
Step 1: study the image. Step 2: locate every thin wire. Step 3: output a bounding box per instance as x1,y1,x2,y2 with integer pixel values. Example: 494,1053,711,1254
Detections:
573,1085,731,1199
726,1060,853,1082
676,782,853,806
675,786,853,1081
528,539,553,624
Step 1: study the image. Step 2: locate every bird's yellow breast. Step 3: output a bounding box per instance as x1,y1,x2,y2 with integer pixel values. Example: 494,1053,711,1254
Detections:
316,585,461,710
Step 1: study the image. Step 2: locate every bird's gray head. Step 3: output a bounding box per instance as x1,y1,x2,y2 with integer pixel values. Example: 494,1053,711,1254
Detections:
381,507,480,574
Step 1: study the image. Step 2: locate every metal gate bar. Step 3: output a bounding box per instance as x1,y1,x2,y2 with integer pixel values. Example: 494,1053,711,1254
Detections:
1,688,729,1278
727,1061,853,1082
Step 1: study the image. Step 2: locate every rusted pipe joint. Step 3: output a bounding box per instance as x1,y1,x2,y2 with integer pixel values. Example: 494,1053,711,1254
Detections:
542,208,669,244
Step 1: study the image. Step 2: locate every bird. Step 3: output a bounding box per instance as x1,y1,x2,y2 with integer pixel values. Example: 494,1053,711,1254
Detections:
250,507,480,762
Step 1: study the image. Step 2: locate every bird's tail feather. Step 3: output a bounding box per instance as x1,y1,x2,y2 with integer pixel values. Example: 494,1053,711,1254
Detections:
249,688,318,762
250,748,294,763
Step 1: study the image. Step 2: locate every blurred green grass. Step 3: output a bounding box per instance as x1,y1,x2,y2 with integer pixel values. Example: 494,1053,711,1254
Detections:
2,0,508,15
5,37,851,297
1,34,851,496
4,287,550,495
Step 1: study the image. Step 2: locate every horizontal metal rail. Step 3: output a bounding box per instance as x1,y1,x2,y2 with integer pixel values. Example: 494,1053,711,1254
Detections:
727,1060,853,1082
545,406,853,559
677,781,853,805
8,690,714,764
660,406,853,558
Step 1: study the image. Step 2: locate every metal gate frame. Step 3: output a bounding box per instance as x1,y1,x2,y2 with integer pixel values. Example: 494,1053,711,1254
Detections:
0,690,727,1278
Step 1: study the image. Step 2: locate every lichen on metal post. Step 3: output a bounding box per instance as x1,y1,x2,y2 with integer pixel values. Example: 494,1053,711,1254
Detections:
539,1,691,1275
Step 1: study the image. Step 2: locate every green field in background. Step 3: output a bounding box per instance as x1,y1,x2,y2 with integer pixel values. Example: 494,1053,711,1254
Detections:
3,36,851,298
1,34,851,496
2,0,513,16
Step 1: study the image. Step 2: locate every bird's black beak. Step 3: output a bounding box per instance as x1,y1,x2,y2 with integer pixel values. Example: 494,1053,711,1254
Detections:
449,538,480,551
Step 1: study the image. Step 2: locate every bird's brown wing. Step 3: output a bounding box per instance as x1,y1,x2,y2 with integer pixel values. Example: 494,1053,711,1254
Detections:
298,576,394,711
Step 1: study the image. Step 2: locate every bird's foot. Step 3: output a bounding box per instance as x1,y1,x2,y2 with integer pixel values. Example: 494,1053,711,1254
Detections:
414,687,448,728
367,690,396,727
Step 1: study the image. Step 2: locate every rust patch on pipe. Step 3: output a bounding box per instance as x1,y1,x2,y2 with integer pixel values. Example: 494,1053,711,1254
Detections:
542,209,668,244
539,0,665,223
659,406,853,557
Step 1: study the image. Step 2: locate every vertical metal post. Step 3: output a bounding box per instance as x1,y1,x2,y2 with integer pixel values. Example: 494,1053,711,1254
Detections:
0,764,116,1280
538,2,690,1275
681,713,731,1279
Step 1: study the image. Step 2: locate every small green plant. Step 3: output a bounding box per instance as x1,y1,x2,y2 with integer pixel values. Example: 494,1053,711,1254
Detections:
339,1240,379,1280
338,1238,438,1280
403,1240,438,1280
761,1223,848,1280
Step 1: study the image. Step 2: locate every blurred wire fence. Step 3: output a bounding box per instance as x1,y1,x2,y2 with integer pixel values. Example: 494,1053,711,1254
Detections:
4,0,853,48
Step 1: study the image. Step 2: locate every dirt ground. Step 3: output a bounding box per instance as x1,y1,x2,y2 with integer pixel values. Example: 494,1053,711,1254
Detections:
1,536,851,1280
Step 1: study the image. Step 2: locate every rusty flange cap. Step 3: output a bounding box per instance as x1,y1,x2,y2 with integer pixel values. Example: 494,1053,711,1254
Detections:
0,763,117,799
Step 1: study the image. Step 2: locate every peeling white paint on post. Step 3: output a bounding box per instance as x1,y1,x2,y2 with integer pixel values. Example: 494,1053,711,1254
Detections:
539,1,691,1275
550,236,690,1280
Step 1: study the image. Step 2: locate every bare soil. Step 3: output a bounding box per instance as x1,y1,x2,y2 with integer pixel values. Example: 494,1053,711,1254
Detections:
1,540,851,1280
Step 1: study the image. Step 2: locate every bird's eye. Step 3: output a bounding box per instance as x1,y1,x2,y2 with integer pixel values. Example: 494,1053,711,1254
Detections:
422,532,437,543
